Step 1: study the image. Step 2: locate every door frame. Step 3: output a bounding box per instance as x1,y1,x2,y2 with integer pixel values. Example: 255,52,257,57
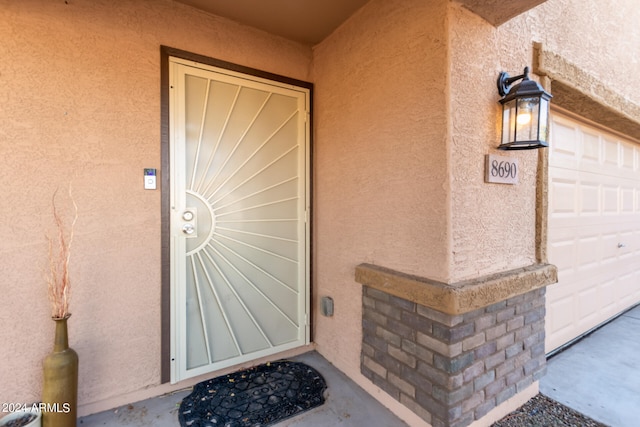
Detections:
160,46,313,383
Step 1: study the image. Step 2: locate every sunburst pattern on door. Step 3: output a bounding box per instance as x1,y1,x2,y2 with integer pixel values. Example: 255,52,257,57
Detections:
171,63,309,378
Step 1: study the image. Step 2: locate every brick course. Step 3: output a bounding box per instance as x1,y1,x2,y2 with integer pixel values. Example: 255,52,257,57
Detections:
361,286,546,427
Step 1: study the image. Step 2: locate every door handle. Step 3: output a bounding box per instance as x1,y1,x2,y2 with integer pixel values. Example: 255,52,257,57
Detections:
183,223,195,235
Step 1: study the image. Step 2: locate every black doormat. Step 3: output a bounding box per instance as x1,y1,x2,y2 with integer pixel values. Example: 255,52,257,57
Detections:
178,360,327,427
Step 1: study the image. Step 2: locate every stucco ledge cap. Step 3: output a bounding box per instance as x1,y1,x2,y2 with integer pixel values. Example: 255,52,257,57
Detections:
355,263,557,315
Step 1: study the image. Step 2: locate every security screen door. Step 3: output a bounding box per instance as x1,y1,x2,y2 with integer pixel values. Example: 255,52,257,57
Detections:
169,57,310,382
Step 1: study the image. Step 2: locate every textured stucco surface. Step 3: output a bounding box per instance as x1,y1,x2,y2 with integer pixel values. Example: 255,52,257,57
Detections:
447,0,640,282
534,44,640,139
530,0,640,108
311,0,450,392
448,4,540,281
0,0,311,415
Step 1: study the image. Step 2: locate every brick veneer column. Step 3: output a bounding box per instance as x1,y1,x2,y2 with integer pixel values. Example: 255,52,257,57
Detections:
361,286,546,427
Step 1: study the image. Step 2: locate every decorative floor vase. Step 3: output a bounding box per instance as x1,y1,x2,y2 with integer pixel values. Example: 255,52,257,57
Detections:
0,408,42,427
42,316,78,427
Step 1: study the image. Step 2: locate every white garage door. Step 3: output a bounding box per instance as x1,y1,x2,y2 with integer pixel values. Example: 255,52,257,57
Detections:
546,113,640,353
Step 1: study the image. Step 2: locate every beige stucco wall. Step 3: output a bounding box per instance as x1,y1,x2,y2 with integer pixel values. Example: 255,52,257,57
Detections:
310,1,449,423
312,0,449,367
448,4,540,281
447,0,640,282
530,0,640,104
0,0,311,414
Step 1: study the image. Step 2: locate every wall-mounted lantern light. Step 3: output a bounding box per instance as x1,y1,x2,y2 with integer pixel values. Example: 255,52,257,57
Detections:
497,66,552,150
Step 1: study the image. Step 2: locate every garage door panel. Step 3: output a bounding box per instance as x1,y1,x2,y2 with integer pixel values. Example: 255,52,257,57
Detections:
548,295,573,330
547,113,640,352
599,279,616,311
622,187,634,212
551,120,579,159
630,270,640,300
548,305,578,349
577,288,599,324
602,185,619,213
549,177,577,215
582,131,601,163
576,236,600,267
619,230,634,249
619,256,635,268
548,269,610,304
602,233,621,262
618,273,639,308
548,240,575,271
577,314,605,336
617,252,639,272
603,138,619,166
622,144,635,169
618,272,635,294
579,182,600,213
547,279,574,300
549,217,609,229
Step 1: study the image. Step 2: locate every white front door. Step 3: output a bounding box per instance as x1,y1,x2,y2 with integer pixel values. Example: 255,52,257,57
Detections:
169,57,310,382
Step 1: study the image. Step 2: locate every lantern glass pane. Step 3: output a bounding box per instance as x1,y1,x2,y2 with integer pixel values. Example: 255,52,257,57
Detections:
515,97,539,142
502,99,516,146
539,98,549,143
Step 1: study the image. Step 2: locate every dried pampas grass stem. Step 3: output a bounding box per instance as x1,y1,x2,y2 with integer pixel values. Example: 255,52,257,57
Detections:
47,186,78,319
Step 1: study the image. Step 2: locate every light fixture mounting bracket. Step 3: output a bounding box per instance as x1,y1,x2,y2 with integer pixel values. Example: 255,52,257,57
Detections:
497,66,530,97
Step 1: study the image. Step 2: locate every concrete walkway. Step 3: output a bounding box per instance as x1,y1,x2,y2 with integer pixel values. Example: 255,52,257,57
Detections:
78,351,407,427
79,306,640,427
541,304,640,427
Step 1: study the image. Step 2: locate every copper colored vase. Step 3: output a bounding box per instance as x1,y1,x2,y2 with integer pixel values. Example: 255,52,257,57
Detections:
42,316,78,427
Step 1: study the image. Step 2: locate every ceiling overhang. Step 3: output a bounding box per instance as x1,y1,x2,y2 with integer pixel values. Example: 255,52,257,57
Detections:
456,0,549,26
173,0,370,45
173,0,550,46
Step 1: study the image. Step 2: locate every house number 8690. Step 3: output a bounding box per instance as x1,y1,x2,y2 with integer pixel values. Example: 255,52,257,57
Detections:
485,154,519,185
491,160,517,179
